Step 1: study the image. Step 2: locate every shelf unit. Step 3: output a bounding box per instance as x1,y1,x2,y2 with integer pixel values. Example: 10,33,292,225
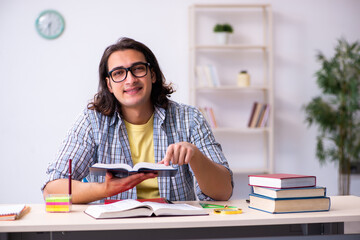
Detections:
189,4,274,174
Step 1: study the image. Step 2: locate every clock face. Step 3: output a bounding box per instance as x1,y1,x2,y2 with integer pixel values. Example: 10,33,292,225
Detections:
35,10,65,39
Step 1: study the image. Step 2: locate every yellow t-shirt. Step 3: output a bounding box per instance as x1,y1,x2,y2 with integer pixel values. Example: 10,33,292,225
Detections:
124,114,159,199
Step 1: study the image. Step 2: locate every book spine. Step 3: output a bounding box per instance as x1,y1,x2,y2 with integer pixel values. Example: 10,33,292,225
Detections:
247,102,258,128
208,64,220,87
249,193,329,201
195,65,206,88
260,104,270,127
250,103,262,128
255,104,267,127
203,65,214,87
208,107,218,128
248,206,330,214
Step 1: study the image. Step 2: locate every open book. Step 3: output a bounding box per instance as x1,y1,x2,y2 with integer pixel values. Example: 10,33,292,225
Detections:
84,199,208,219
89,162,178,178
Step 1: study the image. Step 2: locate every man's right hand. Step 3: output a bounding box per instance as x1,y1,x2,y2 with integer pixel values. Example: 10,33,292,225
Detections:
43,172,157,204
103,172,158,198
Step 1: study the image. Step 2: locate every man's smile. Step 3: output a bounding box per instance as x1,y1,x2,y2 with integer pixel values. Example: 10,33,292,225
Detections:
124,86,143,94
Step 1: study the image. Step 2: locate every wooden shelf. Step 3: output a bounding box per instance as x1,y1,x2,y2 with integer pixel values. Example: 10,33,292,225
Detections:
195,45,268,51
212,127,270,134
193,4,271,9
189,4,274,174
196,85,269,91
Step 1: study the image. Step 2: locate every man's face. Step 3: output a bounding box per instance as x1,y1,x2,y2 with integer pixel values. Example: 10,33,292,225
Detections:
106,49,156,112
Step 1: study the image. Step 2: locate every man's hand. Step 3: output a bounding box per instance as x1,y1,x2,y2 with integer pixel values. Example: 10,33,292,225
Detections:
103,172,158,198
159,142,232,201
43,172,158,204
159,142,197,166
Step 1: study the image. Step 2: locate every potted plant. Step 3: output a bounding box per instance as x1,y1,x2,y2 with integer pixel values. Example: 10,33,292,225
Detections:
303,38,360,195
213,23,233,45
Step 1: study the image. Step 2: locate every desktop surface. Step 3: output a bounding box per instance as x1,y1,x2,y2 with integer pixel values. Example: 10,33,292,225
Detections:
0,196,359,233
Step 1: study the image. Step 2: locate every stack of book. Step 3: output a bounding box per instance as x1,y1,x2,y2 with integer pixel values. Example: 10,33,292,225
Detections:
248,173,331,214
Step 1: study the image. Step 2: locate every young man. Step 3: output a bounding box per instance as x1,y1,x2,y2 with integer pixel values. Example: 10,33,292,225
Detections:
43,37,233,203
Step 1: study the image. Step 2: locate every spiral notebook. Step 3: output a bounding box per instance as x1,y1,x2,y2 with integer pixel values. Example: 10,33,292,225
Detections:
0,204,30,221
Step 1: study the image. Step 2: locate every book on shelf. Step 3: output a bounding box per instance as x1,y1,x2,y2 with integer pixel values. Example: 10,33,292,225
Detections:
195,65,207,88
248,102,270,128
207,107,218,128
85,199,208,219
247,102,258,127
202,65,214,87
89,162,178,178
199,107,217,128
249,193,331,214
256,104,268,127
0,204,31,221
207,64,221,87
248,173,316,189
255,104,266,127
250,103,263,128
251,186,326,199
196,65,220,87
259,104,270,127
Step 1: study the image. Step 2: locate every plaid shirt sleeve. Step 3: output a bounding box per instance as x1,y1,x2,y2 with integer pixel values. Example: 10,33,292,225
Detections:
191,109,234,200
42,109,97,190
161,102,234,201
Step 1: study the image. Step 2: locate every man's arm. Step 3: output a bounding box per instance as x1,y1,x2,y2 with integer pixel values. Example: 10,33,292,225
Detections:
43,172,158,204
159,142,232,201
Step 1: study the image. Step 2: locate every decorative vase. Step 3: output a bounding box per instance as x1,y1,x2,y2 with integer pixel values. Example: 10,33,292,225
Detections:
237,70,250,87
215,32,230,45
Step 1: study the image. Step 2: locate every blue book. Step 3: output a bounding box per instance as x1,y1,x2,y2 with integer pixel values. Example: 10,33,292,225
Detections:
251,186,326,199
249,193,331,214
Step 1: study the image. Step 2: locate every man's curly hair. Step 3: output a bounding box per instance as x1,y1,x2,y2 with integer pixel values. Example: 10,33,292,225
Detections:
88,37,174,116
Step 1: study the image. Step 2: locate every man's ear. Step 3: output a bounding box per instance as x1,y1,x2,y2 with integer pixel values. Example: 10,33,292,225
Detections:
151,70,156,84
106,78,113,93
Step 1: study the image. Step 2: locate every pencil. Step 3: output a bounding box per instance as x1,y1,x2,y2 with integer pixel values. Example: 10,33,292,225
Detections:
69,159,72,196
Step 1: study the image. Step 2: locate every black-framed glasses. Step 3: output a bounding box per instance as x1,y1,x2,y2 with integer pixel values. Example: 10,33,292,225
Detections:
108,62,150,83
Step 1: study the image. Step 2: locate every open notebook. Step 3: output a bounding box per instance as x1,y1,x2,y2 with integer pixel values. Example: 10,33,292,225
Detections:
0,204,31,221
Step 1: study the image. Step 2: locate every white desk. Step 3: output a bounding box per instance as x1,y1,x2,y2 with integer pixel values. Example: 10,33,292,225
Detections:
1,196,360,239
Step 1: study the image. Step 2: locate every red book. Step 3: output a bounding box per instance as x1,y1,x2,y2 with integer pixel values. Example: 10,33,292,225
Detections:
248,173,316,189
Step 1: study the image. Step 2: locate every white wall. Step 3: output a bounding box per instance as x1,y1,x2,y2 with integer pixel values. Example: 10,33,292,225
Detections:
0,0,359,204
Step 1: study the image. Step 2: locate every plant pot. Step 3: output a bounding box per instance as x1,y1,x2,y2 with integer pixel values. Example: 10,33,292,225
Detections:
215,32,230,45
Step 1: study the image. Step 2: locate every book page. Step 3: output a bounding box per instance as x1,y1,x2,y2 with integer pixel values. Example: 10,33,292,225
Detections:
85,200,154,219
143,202,207,216
87,199,147,214
91,163,133,171
133,162,175,171
103,199,147,212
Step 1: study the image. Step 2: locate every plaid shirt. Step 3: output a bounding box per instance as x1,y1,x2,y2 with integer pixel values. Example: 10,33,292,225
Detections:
43,100,233,201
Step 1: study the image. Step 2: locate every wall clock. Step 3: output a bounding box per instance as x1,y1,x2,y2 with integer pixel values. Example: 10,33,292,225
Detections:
35,10,65,39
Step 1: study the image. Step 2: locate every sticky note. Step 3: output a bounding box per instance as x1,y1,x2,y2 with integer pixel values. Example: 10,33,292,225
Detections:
45,194,72,213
